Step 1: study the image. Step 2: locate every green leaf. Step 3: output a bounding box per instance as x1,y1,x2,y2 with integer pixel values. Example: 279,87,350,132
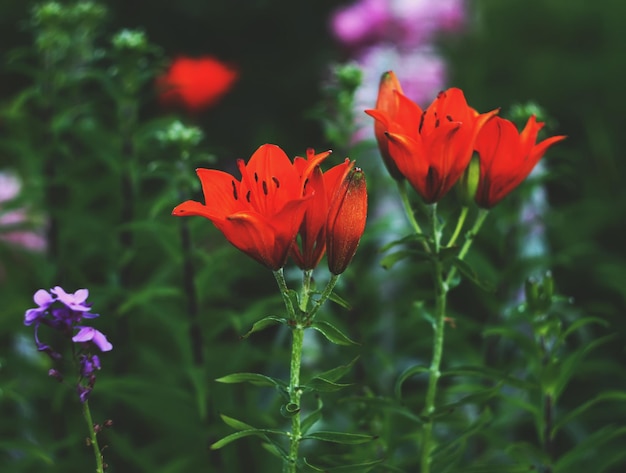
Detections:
215,372,287,389
380,249,431,269
432,385,502,418
551,391,626,437
553,334,616,399
309,357,359,384
327,290,352,310
310,320,359,346
555,425,626,472
443,365,537,390
301,396,323,434
303,457,385,472
303,377,352,393
448,257,494,291
302,431,375,445
379,233,431,252
432,408,493,462
454,464,537,473
210,428,288,450
340,396,425,424
559,316,609,342
395,365,430,399
219,414,255,431
280,402,300,418
240,316,286,339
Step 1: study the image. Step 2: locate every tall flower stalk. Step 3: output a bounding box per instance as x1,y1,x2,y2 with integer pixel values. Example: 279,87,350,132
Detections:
367,72,565,471
175,145,368,470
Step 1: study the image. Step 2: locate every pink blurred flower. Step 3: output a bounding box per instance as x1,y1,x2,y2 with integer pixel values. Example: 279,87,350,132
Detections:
0,171,46,252
331,0,465,50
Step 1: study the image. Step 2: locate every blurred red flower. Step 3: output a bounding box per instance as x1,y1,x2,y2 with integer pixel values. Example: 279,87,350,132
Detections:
172,144,330,270
366,81,497,203
157,56,238,112
474,116,566,208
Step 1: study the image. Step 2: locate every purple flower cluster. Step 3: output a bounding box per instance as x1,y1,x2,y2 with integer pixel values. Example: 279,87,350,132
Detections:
24,286,112,402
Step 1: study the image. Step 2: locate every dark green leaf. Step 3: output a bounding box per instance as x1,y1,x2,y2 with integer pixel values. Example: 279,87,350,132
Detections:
443,365,537,390
303,377,352,393
551,391,626,436
380,249,431,269
210,428,288,450
327,290,352,310
448,257,494,291
395,365,430,399
219,414,255,431
303,457,385,472
301,396,323,434
310,320,359,346
379,233,431,252
340,396,425,424
302,431,375,445
215,372,287,389
241,315,286,339
280,402,300,418
309,357,359,384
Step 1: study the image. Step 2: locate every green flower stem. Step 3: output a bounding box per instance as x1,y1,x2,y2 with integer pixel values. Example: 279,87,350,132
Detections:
273,269,302,473
285,323,305,473
273,269,297,321
82,401,104,473
397,181,429,250
300,270,313,314
420,204,447,473
446,206,469,249
445,209,489,287
307,274,340,322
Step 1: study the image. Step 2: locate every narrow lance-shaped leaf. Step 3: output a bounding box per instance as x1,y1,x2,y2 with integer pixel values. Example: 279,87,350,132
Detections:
310,320,359,346
240,315,286,339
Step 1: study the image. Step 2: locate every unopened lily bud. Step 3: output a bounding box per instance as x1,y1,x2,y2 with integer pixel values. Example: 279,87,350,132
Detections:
457,154,480,207
326,167,368,275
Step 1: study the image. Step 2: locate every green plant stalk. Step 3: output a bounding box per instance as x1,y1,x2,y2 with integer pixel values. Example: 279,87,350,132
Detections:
445,209,489,286
397,181,426,240
286,323,305,473
307,274,340,321
420,204,447,473
274,269,302,472
82,401,104,473
446,206,469,248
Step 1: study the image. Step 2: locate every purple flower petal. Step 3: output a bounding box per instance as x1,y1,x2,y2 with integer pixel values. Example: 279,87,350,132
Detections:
33,288,54,307
73,326,113,352
52,286,92,311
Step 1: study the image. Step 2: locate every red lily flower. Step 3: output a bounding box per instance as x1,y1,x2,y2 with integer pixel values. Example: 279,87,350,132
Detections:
172,144,330,270
366,85,497,203
327,166,368,275
371,71,405,180
290,150,354,270
157,56,238,112
474,116,566,208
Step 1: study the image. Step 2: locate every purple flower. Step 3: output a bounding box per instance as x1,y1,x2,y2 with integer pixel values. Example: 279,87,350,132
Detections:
51,286,92,312
24,286,112,403
78,354,101,377
24,289,56,325
73,327,113,352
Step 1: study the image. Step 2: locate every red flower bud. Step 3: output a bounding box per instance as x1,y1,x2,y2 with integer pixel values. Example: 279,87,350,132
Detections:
326,167,367,275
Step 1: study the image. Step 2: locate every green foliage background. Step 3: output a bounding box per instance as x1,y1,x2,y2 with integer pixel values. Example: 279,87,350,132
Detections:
1,0,624,472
